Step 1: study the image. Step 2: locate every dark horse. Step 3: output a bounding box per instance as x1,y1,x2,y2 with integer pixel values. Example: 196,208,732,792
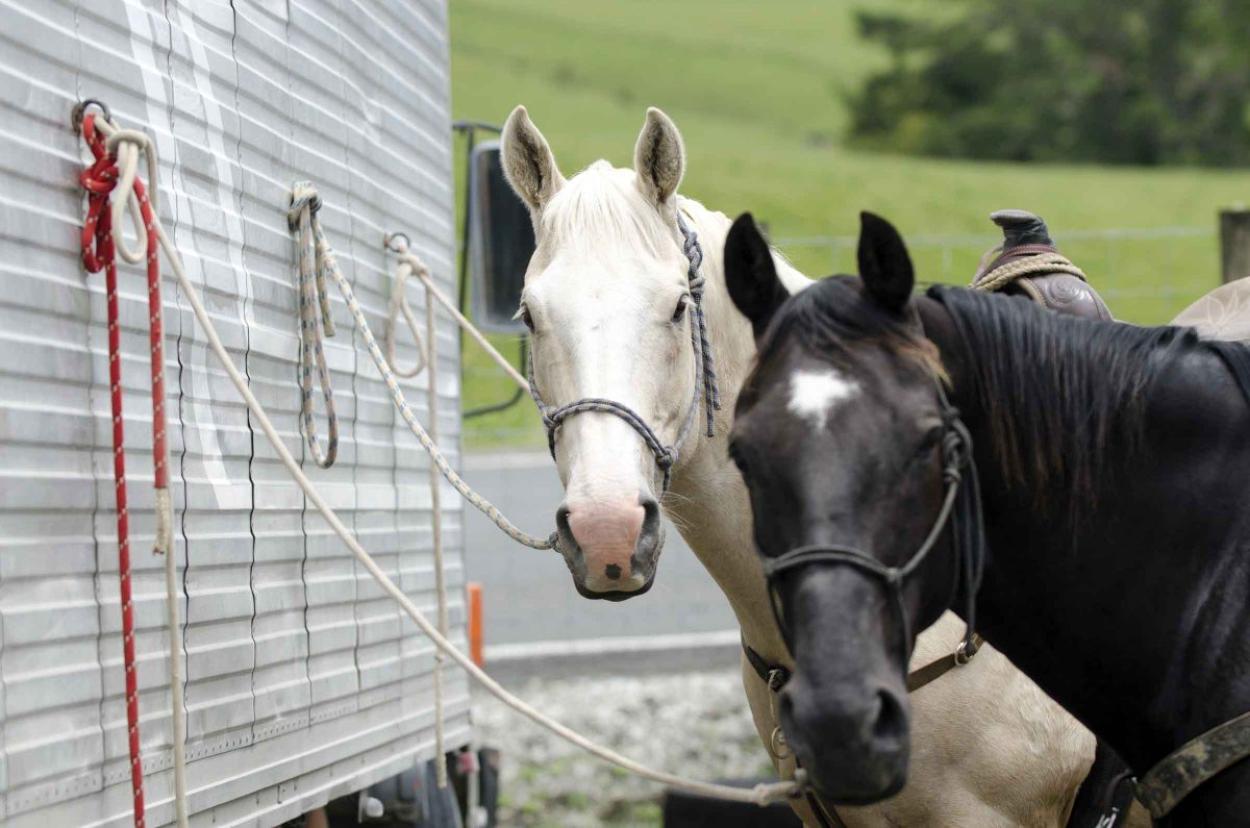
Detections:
722,211,1250,825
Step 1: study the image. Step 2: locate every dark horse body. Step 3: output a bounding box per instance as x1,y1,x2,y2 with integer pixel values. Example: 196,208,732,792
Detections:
724,212,1250,825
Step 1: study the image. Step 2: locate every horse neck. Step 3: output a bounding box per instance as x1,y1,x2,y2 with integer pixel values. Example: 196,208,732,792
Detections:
661,199,806,664
918,293,1250,773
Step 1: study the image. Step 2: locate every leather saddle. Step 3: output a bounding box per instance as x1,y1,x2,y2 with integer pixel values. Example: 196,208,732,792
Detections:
972,209,1114,322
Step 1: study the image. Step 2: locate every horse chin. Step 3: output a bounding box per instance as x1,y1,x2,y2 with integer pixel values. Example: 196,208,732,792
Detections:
802,756,908,806
571,571,657,602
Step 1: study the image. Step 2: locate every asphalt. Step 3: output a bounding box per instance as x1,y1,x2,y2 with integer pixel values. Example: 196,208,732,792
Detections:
460,451,740,680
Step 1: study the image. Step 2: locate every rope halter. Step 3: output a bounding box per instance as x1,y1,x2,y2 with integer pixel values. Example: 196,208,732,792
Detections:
526,209,722,493
761,382,987,680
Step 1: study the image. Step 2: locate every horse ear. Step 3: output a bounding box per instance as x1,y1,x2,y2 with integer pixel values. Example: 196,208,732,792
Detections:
857,211,914,313
725,213,789,340
634,107,685,206
501,105,565,211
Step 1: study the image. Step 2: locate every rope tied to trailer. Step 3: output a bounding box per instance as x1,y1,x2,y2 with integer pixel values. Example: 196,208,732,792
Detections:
75,102,189,828
288,181,340,468
75,107,801,815
282,187,556,550
381,232,429,379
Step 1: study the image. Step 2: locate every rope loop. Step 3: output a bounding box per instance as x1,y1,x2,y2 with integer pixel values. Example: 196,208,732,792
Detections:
76,107,186,828
80,115,801,819
383,241,429,379
289,181,339,468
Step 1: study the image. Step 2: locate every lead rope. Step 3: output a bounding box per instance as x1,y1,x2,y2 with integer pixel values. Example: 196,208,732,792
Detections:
422,255,450,788
288,182,339,468
282,188,554,550
76,108,189,828
72,110,797,809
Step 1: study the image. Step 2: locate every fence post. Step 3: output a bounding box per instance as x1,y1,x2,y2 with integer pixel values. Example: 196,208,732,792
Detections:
1219,208,1250,284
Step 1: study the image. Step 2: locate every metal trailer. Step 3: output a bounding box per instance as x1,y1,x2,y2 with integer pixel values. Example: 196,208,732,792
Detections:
0,1,471,824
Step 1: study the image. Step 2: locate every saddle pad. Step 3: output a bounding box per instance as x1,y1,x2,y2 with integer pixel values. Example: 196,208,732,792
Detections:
1172,277,1250,342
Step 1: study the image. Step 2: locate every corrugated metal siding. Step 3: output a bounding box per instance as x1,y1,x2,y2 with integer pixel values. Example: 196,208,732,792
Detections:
0,1,471,825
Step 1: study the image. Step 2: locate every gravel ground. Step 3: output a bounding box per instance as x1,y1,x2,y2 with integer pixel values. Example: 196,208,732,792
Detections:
474,668,775,827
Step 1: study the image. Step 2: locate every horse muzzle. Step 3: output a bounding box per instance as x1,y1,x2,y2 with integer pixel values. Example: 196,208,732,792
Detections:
556,494,663,599
780,677,911,804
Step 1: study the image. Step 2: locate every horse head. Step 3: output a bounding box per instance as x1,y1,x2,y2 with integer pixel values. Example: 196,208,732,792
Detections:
502,106,709,599
724,212,962,803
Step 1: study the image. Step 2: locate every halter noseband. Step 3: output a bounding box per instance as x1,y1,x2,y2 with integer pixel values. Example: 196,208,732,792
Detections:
527,210,721,492
761,383,987,676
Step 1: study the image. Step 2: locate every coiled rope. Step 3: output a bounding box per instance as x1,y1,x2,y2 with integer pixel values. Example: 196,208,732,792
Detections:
288,182,339,468
971,245,1088,293
78,107,799,814
285,187,554,551
76,104,188,828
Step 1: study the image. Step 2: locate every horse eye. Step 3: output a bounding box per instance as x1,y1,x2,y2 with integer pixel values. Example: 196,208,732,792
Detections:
519,306,535,332
914,426,943,457
671,296,688,324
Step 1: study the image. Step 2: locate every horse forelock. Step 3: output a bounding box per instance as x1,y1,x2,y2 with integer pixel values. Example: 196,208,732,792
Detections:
758,276,944,384
537,162,678,262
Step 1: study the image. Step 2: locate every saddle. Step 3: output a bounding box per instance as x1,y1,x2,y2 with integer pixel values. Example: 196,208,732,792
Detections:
971,209,1114,322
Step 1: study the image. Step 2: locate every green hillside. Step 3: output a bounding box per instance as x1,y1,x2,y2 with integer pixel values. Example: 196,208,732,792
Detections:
451,0,1250,447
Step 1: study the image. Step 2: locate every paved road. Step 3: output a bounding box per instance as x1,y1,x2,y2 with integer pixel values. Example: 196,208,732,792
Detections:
460,451,738,668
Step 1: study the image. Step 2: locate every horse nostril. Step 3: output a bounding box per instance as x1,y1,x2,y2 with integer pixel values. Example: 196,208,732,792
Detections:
872,689,907,745
604,563,622,580
556,504,573,540
638,496,660,544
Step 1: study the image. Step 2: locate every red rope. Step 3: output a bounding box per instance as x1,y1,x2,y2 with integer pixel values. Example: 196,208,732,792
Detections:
79,111,171,828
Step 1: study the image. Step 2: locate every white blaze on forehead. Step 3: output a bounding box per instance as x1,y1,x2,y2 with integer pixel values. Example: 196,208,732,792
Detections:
788,369,860,430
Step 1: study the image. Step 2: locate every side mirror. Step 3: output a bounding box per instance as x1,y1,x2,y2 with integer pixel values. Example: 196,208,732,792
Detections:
468,140,535,334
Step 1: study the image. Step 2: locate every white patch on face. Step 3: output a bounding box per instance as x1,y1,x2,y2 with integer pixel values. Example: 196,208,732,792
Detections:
788,369,860,430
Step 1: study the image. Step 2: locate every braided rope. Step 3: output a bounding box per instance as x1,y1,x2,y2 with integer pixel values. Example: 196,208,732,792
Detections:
288,181,338,468
423,264,449,787
384,249,428,378
78,110,188,828
386,239,530,393
971,251,1088,294
283,188,556,550
678,211,721,437
78,120,797,806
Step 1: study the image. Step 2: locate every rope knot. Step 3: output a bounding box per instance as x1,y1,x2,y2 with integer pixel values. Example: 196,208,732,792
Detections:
288,181,322,228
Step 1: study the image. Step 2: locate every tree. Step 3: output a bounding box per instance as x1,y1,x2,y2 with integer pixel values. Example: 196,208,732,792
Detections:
848,0,1250,165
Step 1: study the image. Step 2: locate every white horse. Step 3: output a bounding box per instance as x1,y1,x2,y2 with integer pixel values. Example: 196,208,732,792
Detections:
501,105,1129,826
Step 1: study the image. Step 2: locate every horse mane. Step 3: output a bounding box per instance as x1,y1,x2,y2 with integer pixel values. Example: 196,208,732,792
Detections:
929,285,1199,517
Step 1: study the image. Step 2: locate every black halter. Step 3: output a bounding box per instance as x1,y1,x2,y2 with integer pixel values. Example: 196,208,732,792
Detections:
761,382,987,678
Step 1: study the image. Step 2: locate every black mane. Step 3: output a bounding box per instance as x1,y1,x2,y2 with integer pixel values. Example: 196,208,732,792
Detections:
929,285,1200,517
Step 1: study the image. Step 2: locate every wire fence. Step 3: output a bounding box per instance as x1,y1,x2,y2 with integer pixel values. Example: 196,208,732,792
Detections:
773,225,1217,306
463,224,1223,447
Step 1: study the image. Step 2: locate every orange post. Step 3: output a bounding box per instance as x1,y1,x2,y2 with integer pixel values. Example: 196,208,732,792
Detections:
467,582,485,667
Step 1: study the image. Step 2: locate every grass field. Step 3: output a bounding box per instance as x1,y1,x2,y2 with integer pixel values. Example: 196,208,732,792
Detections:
450,0,1250,448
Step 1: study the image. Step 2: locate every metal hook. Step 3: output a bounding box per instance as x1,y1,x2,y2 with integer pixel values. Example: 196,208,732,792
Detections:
72,98,111,131
384,232,410,254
